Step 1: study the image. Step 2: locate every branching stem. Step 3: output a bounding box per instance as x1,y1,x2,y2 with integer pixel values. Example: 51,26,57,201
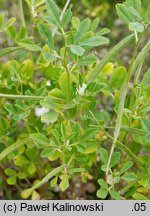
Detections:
106,33,144,179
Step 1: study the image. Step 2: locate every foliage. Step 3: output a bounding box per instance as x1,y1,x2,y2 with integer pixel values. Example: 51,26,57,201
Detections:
0,0,150,200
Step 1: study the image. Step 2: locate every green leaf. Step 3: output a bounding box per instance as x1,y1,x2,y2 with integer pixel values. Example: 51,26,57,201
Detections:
81,128,98,141
4,17,16,29
141,119,150,133
110,66,127,90
19,38,41,51
97,28,110,36
109,189,120,200
142,69,150,84
0,47,21,57
129,22,144,32
132,192,148,200
40,97,56,109
97,188,108,199
16,26,27,41
0,13,4,27
80,36,109,47
128,7,142,19
14,155,29,167
85,142,97,154
41,112,59,124
58,72,74,98
100,147,108,164
51,176,58,187
28,162,36,175
43,52,56,62
121,172,137,181
116,4,136,24
110,152,121,168
61,8,72,28
71,16,80,29
7,26,16,40
145,134,150,142
5,168,16,176
4,104,17,115
44,15,58,26
126,0,141,12
59,175,69,192
70,45,85,56
75,154,88,163
49,88,65,100
21,165,65,198
102,62,114,75
38,23,54,50
76,143,86,153
7,176,16,185
87,34,134,83
25,0,32,9
91,18,99,32
98,179,108,189
42,65,62,80
35,0,45,7
78,55,97,66
30,133,50,147
21,59,34,81
17,172,26,179
79,31,94,42
74,18,90,43
71,168,86,173
45,0,60,23
119,161,133,175
87,83,103,93
41,148,56,158
114,177,120,184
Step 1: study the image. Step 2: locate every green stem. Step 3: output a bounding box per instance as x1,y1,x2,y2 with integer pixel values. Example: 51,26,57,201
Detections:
22,165,65,198
65,62,70,101
106,33,144,178
53,0,71,36
116,141,144,166
87,34,134,83
60,27,70,101
121,163,149,194
58,1,72,102
89,111,144,166
19,0,26,27
0,94,44,100
133,64,143,85
133,40,150,84
60,0,71,21
0,138,30,161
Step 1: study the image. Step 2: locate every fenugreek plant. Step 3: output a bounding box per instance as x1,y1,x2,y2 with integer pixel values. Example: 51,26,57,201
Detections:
0,0,150,200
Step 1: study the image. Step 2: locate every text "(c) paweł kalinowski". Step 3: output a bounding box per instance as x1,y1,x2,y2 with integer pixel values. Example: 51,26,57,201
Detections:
20,202,104,212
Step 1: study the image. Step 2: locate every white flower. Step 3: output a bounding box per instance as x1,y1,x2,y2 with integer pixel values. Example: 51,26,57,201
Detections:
46,80,51,86
76,83,87,96
35,107,49,117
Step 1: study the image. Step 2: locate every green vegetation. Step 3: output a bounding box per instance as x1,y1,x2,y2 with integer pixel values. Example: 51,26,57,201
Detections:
0,0,150,200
